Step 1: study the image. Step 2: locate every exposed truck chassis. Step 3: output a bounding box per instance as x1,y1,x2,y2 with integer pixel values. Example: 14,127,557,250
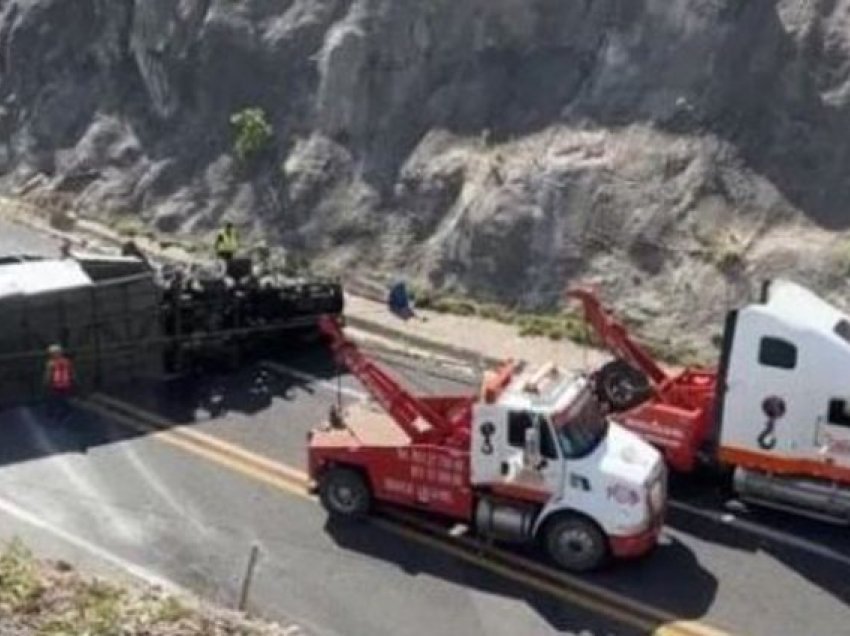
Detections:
0,253,343,402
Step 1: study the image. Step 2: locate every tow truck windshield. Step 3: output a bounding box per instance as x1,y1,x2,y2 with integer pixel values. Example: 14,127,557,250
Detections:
550,388,608,459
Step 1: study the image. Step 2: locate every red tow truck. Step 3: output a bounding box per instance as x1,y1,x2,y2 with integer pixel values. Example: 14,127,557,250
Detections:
308,317,667,572
569,280,850,523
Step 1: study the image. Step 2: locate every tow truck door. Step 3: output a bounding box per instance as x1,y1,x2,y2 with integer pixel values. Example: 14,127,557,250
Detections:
470,406,563,494
503,412,564,496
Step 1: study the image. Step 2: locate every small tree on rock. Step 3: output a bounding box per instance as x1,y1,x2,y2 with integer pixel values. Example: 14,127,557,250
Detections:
230,107,273,163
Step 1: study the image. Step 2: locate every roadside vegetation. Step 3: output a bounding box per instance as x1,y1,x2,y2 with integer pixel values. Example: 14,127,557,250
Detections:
414,289,705,366
414,290,593,344
0,539,289,635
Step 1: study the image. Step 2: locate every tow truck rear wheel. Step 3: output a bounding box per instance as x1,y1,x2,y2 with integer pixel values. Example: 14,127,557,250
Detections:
319,467,371,519
542,514,608,572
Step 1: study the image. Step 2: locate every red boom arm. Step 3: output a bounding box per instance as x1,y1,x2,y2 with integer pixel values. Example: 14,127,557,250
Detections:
318,316,458,442
567,288,670,388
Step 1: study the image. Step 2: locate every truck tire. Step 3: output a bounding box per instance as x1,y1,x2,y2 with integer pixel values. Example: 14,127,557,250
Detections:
319,467,371,520
596,359,652,412
542,514,608,572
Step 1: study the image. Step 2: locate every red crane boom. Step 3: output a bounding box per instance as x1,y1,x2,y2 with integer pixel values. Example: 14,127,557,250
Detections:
566,288,717,471
318,316,466,443
567,288,670,389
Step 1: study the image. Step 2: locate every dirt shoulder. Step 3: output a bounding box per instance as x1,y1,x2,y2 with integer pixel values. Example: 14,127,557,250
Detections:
345,293,611,373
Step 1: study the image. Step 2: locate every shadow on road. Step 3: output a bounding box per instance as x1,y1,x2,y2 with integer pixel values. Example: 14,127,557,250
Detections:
324,515,718,634
667,503,850,607
0,341,341,468
665,469,850,606
0,402,137,466
115,341,340,425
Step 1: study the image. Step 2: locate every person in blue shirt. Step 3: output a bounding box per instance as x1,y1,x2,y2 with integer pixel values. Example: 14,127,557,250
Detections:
388,281,415,320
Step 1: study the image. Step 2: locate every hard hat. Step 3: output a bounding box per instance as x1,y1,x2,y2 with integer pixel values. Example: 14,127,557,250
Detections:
47,344,62,355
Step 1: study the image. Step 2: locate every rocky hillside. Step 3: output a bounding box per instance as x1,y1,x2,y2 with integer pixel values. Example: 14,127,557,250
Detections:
1,0,850,352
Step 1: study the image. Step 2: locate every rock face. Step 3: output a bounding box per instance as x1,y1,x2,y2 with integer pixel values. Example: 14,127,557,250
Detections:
2,0,850,352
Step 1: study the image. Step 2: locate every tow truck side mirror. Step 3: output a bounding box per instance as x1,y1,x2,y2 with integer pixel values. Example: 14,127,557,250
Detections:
524,427,543,470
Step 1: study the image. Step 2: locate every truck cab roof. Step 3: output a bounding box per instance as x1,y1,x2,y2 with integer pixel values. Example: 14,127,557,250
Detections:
496,362,587,415
753,279,850,350
760,279,846,331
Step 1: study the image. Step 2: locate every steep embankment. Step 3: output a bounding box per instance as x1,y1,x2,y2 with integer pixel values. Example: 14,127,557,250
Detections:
1,0,850,352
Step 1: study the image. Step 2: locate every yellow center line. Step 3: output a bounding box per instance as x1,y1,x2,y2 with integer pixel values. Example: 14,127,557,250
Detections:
89,393,311,483
79,396,732,636
382,508,732,636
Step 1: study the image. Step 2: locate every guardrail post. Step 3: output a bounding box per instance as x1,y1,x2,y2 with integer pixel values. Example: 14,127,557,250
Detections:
237,543,261,612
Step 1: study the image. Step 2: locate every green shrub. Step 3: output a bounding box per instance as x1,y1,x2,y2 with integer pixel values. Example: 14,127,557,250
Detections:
831,240,850,277
230,107,274,163
0,540,42,611
706,233,745,274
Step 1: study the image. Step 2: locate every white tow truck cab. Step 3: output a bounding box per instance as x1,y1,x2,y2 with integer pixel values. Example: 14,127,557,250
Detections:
469,363,667,570
717,279,850,520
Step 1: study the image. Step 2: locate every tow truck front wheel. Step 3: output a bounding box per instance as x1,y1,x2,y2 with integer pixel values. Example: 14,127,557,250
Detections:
543,515,608,572
319,467,371,520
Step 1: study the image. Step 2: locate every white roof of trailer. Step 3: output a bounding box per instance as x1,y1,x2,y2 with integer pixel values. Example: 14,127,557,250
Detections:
0,259,92,299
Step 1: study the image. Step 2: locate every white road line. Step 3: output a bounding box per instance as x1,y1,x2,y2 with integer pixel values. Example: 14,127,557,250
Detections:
669,500,850,568
260,361,368,401
122,443,212,538
0,493,185,594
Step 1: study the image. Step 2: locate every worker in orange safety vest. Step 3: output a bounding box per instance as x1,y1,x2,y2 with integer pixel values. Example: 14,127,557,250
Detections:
44,344,74,421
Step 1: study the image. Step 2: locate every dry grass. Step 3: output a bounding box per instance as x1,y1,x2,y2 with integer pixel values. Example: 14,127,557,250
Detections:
413,290,594,345
413,289,708,365
0,539,291,636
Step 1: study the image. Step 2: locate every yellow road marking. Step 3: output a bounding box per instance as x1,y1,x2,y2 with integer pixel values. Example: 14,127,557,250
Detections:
80,396,731,636
371,516,658,632
78,399,315,501
89,393,310,483
383,509,732,636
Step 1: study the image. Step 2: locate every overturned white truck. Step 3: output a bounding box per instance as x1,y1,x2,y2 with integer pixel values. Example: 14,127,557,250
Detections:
0,253,343,405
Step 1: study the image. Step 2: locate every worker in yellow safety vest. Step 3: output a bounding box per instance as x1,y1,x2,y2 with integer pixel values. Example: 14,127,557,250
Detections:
214,222,239,263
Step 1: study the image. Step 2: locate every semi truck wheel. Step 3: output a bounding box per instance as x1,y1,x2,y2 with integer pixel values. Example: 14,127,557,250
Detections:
596,359,651,412
319,467,371,519
542,514,608,572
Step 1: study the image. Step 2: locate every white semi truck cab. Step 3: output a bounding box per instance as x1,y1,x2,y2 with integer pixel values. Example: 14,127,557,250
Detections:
716,279,850,521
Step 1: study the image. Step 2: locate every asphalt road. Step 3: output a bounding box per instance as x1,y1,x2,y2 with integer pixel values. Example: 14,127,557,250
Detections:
0,217,849,635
